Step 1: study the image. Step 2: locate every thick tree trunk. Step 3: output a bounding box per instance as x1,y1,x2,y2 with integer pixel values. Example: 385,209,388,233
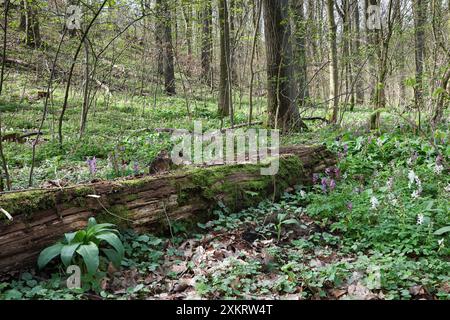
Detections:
0,145,336,272
263,0,305,132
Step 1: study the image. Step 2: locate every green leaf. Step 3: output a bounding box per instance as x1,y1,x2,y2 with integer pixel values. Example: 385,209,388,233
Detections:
38,243,64,269
76,242,99,274
96,232,124,258
281,219,300,226
434,226,450,236
102,248,122,268
61,243,81,267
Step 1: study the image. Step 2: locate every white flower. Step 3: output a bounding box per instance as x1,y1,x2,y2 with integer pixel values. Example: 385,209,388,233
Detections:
370,196,379,209
408,170,417,188
300,190,306,198
417,214,424,225
386,178,394,191
390,198,398,207
376,138,384,147
434,164,444,175
411,190,420,199
445,184,450,193
438,239,444,247
407,158,413,166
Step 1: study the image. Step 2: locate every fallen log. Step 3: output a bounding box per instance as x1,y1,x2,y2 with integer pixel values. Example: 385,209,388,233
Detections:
0,145,336,272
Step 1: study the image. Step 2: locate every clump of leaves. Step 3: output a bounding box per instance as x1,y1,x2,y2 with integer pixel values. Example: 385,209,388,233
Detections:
38,217,124,275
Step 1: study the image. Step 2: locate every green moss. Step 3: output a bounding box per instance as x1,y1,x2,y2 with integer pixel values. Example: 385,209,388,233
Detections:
175,155,304,212
0,190,56,219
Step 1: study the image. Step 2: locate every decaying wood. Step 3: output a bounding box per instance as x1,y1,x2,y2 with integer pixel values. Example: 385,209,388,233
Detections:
0,145,336,272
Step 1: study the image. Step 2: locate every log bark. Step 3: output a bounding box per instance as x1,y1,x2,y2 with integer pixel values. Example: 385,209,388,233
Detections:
0,145,336,272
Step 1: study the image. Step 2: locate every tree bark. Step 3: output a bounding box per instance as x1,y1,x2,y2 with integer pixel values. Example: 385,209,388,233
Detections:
290,0,310,108
263,0,305,132
326,0,339,124
162,0,176,95
413,0,427,126
201,0,213,87
218,0,232,118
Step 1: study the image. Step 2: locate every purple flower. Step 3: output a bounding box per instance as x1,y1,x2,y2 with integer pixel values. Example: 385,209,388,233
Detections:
436,155,443,166
325,167,332,176
133,161,139,175
313,173,319,184
321,178,328,193
343,144,348,154
338,152,343,160
334,167,341,179
329,179,336,191
86,157,97,175
347,202,353,211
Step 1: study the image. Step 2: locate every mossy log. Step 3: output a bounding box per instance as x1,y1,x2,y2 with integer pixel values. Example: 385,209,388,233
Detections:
0,145,336,272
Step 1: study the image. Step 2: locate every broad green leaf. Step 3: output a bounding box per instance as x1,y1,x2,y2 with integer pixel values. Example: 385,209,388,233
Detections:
76,242,99,275
102,248,122,268
96,232,124,258
60,243,81,267
38,243,64,269
434,226,450,236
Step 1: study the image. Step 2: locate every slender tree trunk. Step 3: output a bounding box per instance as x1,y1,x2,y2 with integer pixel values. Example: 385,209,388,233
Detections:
248,0,262,125
263,0,305,132
201,0,213,87
291,0,310,108
23,0,41,48
162,0,176,95
0,0,12,190
352,0,364,105
218,0,232,117
155,0,164,76
413,0,426,128
326,0,339,124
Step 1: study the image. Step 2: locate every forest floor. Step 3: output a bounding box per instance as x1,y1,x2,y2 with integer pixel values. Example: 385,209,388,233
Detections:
0,84,449,300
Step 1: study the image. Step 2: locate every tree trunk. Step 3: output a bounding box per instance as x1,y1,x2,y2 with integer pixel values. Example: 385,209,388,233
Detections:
290,0,310,108
23,0,41,48
326,0,339,124
0,145,336,272
162,0,176,95
263,0,305,132
413,0,427,127
352,0,364,105
201,0,213,87
218,0,232,118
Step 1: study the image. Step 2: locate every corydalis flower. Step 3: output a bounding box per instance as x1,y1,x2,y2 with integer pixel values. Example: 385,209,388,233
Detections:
347,202,353,211
438,239,445,247
411,190,421,199
133,161,139,175
386,177,394,191
325,167,333,176
329,179,336,191
434,164,444,175
321,178,328,193
370,196,379,209
417,214,424,225
334,167,341,179
312,173,319,184
86,157,97,175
